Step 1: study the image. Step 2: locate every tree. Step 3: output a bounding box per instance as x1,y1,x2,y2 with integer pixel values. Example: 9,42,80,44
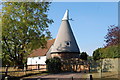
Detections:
93,46,120,60
2,2,53,67
93,25,120,60
93,48,101,61
104,25,120,58
80,52,88,60
101,46,119,58
104,25,120,47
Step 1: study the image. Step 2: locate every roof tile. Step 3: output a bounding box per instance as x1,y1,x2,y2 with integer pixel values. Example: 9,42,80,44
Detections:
28,39,55,57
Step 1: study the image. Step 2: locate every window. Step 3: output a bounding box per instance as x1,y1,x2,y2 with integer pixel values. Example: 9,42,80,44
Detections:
65,41,70,47
66,42,70,45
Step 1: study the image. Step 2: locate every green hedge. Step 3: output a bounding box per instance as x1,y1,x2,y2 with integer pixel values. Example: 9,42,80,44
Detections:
45,57,61,73
93,45,120,61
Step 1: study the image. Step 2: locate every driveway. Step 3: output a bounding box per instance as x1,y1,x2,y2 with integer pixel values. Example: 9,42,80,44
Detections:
22,72,120,80
22,72,90,80
37,72,88,78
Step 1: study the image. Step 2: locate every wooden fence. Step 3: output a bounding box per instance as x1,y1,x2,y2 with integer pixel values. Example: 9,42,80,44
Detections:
0,64,46,79
1,58,120,79
61,58,90,72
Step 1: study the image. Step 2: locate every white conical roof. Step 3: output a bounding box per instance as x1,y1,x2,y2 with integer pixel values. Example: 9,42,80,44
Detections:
62,9,69,20
51,10,80,53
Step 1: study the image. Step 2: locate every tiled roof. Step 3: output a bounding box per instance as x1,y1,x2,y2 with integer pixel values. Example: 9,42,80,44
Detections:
28,39,55,57
51,10,80,53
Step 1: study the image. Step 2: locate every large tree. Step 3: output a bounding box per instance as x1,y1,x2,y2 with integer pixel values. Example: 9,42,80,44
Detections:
2,2,53,67
104,25,120,58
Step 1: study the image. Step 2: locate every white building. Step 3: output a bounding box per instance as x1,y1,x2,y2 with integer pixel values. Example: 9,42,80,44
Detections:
27,39,55,69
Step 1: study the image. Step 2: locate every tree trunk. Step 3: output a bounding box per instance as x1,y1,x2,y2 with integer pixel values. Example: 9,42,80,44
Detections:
18,63,24,69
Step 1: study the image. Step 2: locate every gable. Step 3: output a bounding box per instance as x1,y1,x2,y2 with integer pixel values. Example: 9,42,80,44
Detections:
28,39,55,57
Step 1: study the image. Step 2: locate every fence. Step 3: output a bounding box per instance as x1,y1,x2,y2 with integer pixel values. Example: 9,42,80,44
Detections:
61,58,90,72
0,59,98,79
1,59,91,79
0,64,46,79
1,58,120,79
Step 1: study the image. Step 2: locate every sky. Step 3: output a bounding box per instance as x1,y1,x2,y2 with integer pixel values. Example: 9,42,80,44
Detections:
47,2,118,56
0,1,118,56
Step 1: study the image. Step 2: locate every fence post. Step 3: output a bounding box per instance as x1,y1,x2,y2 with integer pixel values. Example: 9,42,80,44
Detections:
24,64,26,75
24,64,26,71
71,77,73,80
5,65,9,80
90,75,93,80
38,64,40,70
89,65,90,73
5,76,8,80
5,65,8,77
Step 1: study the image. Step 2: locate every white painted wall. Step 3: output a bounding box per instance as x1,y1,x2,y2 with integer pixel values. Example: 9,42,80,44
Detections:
27,56,46,65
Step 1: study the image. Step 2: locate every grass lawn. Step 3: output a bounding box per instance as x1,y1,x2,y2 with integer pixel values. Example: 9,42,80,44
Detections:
1,70,49,80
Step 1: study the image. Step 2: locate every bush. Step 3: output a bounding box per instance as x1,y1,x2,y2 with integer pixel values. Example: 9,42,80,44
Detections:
93,48,101,61
93,46,120,60
45,57,61,73
80,52,88,60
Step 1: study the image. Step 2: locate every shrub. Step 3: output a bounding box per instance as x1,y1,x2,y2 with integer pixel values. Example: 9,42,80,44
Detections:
45,57,61,73
80,52,88,60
